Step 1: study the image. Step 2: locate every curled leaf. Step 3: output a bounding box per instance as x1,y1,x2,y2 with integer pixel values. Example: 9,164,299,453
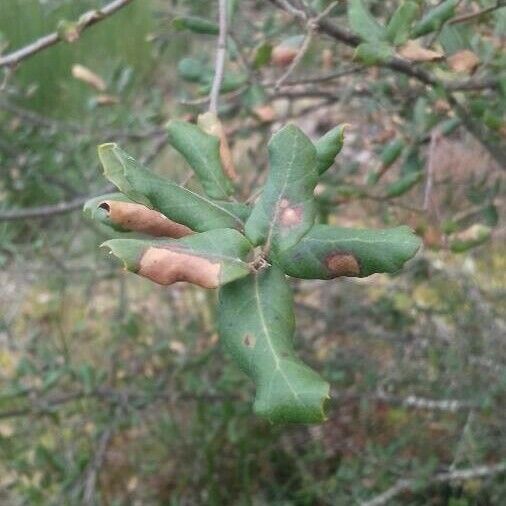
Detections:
84,193,192,238
98,143,244,232
219,266,330,423
277,225,421,279
103,229,252,288
197,112,238,181
315,124,348,175
166,120,234,199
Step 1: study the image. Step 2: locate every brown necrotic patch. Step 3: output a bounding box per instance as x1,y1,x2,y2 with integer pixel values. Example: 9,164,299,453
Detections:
243,334,256,348
100,201,193,238
279,199,303,227
138,247,220,288
325,252,360,277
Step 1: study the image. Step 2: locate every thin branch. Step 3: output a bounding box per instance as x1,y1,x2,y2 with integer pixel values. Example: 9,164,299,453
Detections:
361,462,506,506
0,134,167,221
449,1,505,25
0,0,134,68
209,0,228,114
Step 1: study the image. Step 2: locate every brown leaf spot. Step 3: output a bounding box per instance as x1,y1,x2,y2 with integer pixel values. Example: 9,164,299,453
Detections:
279,199,303,227
100,201,193,238
271,46,298,67
138,247,220,288
243,334,256,348
325,252,360,277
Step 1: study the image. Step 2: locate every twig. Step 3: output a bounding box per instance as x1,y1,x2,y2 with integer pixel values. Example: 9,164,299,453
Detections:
0,0,134,68
361,462,506,506
423,129,442,212
0,134,167,221
209,0,228,114
274,1,338,90
449,1,505,25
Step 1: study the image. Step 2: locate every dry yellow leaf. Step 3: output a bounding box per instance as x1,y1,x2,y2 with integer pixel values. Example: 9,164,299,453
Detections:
447,49,480,74
71,64,106,91
398,41,443,62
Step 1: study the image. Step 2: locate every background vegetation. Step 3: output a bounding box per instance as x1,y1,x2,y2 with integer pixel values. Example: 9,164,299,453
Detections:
0,0,504,504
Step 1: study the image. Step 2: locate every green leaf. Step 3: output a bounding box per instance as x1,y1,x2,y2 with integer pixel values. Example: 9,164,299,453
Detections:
166,120,234,200
348,0,387,42
177,57,206,83
103,229,252,288
199,71,248,94
386,1,420,46
385,171,423,198
172,16,219,35
412,0,458,38
244,124,318,252
98,143,244,232
277,225,421,279
253,42,273,69
218,265,330,423
315,124,347,175
354,42,394,65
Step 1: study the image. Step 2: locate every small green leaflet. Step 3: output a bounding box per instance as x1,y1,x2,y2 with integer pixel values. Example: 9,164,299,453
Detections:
172,16,219,35
315,124,347,175
348,0,387,43
277,225,421,279
354,42,394,65
245,124,318,253
98,143,243,232
104,228,252,288
386,1,420,46
166,120,234,200
219,266,330,423
412,0,458,38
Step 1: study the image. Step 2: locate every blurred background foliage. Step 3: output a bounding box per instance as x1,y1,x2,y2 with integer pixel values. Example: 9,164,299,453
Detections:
0,0,505,504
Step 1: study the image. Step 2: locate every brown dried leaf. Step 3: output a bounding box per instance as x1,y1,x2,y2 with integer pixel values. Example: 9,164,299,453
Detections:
100,200,193,238
447,49,480,74
398,40,443,62
71,64,106,91
253,105,276,123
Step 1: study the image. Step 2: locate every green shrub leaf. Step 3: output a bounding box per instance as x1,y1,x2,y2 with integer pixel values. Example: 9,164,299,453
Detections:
386,1,420,46
412,0,458,38
103,229,252,288
172,16,219,35
354,42,394,65
277,225,421,279
98,143,244,232
219,265,330,423
166,120,234,200
245,124,318,252
348,0,387,42
315,124,347,175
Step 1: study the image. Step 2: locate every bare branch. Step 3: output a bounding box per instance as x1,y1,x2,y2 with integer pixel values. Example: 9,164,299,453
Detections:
209,0,228,114
0,134,167,221
361,462,506,506
0,0,134,68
